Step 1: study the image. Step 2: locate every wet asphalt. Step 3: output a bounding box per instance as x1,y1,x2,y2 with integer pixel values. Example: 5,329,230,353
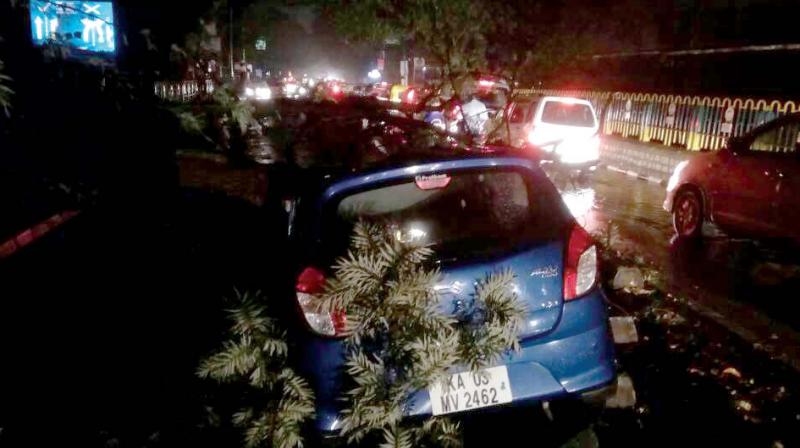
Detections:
562,169,800,371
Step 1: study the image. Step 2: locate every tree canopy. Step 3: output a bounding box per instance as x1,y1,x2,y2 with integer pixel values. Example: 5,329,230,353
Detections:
321,0,653,91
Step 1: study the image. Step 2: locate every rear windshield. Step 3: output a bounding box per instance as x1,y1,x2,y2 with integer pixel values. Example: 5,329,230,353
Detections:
326,169,566,262
541,101,595,127
476,89,508,110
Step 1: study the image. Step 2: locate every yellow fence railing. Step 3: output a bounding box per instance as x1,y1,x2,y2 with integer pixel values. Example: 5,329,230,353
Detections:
515,88,799,151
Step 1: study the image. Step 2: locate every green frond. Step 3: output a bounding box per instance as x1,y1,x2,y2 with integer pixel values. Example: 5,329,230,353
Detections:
279,369,315,402
458,269,527,370
242,412,271,448
430,418,463,448
279,398,315,418
325,220,525,444
227,290,278,336
197,338,258,381
232,408,254,427
380,425,412,448
351,220,389,253
199,289,314,447
333,252,387,292
0,60,12,114
273,421,305,448
262,337,289,358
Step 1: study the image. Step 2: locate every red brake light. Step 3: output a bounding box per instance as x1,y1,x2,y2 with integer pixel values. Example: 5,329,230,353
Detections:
296,267,346,336
563,224,598,301
414,174,451,190
297,266,325,293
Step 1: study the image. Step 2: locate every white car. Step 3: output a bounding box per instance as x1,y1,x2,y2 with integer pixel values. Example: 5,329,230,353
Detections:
243,83,273,101
506,96,600,167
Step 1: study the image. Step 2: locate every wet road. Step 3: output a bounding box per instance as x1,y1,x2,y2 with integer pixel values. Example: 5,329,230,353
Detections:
563,169,800,370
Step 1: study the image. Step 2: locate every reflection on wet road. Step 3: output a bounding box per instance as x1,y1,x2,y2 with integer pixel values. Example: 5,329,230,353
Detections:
568,170,673,266
559,169,800,368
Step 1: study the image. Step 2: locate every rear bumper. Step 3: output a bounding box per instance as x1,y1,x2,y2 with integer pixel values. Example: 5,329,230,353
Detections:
302,289,615,434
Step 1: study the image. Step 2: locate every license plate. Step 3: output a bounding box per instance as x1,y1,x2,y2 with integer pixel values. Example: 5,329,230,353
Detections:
429,366,512,416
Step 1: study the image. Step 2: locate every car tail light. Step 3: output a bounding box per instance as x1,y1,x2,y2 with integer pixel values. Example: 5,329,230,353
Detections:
553,134,601,164
563,224,598,301
296,267,346,336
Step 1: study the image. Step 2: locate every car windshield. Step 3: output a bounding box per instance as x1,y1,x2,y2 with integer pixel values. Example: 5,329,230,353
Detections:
328,170,565,262
541,101,595,127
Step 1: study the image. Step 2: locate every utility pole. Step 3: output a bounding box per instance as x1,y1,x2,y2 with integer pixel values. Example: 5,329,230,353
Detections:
229,4,234,79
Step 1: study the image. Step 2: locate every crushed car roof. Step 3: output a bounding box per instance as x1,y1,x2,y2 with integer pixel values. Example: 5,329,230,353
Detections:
273,99,528,178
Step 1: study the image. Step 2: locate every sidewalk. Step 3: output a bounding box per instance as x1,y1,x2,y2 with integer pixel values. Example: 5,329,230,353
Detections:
600,136,691,184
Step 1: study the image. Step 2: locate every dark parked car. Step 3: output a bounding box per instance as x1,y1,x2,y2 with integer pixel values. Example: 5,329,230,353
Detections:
664,113,800,241
275,114,616,439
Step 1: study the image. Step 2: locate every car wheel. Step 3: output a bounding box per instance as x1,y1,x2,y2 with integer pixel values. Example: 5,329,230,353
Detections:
673,189,703,239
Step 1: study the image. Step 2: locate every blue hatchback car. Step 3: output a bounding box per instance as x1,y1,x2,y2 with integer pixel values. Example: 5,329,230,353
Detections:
276,115,616,438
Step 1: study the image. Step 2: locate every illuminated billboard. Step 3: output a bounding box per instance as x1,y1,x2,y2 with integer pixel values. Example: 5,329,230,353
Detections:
30,1,116,54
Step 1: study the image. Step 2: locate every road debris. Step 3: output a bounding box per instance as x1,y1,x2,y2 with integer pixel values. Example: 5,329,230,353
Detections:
606,374,636,409
651,308,687,326
612,267,645,291
610,316,639,344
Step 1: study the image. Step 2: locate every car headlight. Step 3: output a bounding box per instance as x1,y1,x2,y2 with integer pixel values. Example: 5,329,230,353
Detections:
255,87,271,100
555,136,600,164
244,87,255,97
298,86,308,95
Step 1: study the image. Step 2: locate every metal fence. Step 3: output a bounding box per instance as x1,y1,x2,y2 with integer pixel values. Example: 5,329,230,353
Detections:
154,79,215,102
516,88,800,151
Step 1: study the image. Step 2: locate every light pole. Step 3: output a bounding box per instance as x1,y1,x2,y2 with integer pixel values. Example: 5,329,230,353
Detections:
229,4,234,79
